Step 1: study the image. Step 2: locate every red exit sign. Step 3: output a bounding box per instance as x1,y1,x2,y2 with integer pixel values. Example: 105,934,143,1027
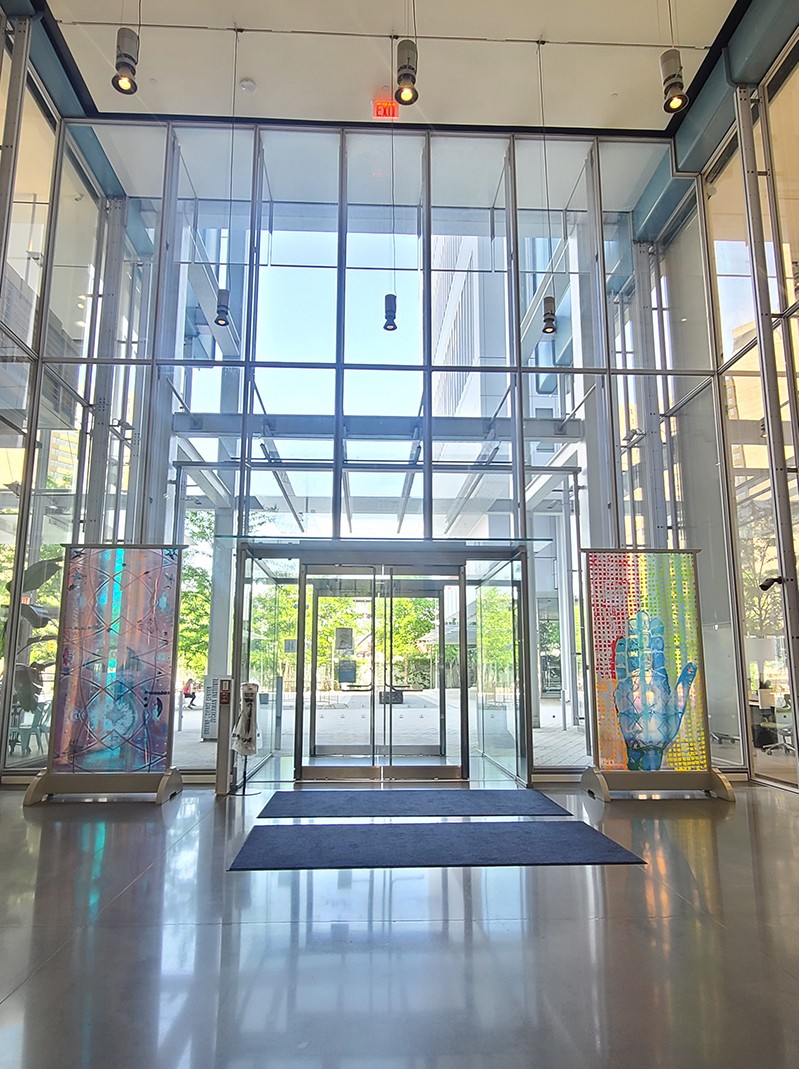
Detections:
373,99,399,120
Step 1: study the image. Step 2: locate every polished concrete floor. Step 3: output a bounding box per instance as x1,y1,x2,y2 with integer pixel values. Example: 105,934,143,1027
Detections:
1,780,799,1067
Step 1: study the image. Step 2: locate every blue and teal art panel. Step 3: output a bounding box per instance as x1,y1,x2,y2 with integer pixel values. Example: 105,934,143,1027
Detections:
51,547,180,773
587,551,708,773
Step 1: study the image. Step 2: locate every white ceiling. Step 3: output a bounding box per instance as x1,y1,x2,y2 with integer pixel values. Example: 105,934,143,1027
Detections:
48,0,740,130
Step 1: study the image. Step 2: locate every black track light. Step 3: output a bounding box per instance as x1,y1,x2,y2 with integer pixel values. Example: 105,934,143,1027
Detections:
542,295,556,335
214,288,230,327
660,48,688,114
383,293,398,331
395,39,419,106
112,27,139,95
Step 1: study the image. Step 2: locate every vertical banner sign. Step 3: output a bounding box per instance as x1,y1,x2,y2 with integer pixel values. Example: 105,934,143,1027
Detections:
202,676,233,741
586,551,709,773
50,546,180,773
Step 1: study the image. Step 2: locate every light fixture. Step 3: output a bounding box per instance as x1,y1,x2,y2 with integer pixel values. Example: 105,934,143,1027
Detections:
537,42,557,337
660,48,688,113
215,29,241,335
383,293,397,331
214,288,230,327
659,1,688,114
395,39,418,106
112,26,139,95
542,295,556,334
384,39,400,333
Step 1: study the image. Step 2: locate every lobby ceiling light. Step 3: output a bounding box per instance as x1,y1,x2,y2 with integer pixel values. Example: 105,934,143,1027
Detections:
660,1,688,114
660,48,688,113
112,27,139,95
395,39,418,106
537,42,557,337
214,288,230,327
542,295,556,335
383,292,398,331
215,29,241,335
384,56,400,333
394,2,419,106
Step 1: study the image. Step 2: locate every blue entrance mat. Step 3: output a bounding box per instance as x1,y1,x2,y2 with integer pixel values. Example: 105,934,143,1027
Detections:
257,788,570,820
230,820,643,871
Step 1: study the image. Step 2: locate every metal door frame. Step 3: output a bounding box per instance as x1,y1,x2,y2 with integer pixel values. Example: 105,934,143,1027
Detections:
293,560,469,781
232,540,531,783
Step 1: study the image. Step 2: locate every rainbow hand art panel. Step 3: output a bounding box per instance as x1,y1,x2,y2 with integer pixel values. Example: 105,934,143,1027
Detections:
586,551,708,773
50,547,180,773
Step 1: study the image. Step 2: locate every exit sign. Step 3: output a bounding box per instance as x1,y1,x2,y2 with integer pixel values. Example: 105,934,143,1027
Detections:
373,99,399,120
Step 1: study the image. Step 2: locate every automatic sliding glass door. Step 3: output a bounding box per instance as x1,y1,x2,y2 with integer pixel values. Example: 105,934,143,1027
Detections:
309,571,376,760
238,556,300,781
295,564,465,779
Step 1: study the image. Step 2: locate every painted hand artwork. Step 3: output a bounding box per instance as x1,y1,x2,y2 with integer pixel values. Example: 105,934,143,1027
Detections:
612,610,697,771
586,551,708,773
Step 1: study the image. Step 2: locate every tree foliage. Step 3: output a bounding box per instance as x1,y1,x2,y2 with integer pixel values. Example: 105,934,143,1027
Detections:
177,511,214,678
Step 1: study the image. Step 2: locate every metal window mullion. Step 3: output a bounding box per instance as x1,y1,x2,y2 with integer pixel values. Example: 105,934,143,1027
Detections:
588,140,621,547
112,350,132,540
293,563,308,778
438,589,446,756
422,131,433,538
735,85,799,744
30,113,65,362
388,567,395,764
752,81,799,588
458,565,469,778
0,15,6,87
228,544,248,791
710,369,752,772
308,585,319,756
0,17,31,293
332,130,346,538
84,199,127,543
239,129,263,541
759,83,799,502
138,124,179,543
696,167,751,768
370,568,376,762
507,136,528,541
570,471,593,755
758,84,791,316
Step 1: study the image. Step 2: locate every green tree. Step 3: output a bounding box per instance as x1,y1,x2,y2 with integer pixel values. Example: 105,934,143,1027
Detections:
178,561,212,678
375,597,437,684
476,585,515,672
177,511,214,678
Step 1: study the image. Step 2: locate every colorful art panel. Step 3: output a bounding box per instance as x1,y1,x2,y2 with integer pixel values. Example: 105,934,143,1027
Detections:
586,551,708,773
50,547,180,774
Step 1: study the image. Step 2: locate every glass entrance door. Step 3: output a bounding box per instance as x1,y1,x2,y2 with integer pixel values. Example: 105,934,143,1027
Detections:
295,565,465,779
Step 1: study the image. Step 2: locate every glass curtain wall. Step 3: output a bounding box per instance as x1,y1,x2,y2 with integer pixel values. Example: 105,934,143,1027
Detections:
1,69,56,348
0,30,60,769
1,107,769,779
704,39,799,785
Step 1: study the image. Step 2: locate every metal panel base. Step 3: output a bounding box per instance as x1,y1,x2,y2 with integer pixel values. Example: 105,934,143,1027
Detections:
23,768,184,806
580,766,735,802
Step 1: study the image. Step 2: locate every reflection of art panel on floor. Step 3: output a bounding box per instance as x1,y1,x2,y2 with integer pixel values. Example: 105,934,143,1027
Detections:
49,547,180,773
